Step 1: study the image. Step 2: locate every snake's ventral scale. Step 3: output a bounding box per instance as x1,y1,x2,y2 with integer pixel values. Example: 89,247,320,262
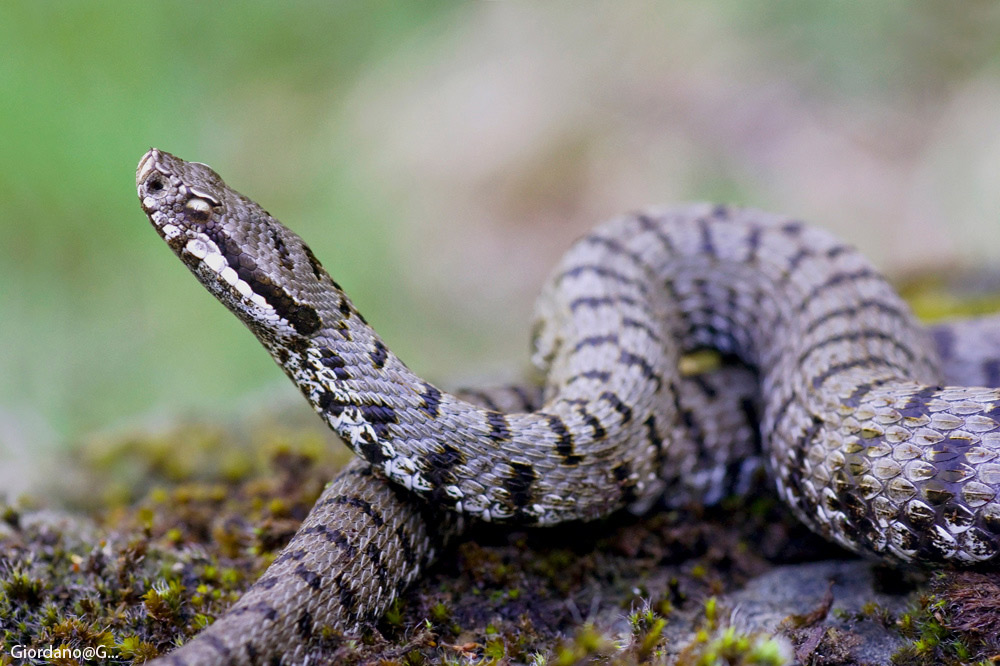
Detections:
137,148,1000,664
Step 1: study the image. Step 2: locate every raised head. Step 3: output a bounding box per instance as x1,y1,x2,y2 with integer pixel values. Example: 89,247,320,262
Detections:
136,148,338,342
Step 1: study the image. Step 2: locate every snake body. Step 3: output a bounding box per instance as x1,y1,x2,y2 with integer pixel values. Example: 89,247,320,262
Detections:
136,149,1000,664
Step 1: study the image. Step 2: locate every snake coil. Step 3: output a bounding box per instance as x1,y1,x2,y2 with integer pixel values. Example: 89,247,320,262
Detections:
137,149,1000,665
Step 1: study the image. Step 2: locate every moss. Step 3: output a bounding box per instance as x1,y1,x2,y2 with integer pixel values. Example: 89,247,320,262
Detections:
553,624,614,665
675,600,791,665
3,571,45,608
0,421,344,663
890,572,1000,666
5,403,994,664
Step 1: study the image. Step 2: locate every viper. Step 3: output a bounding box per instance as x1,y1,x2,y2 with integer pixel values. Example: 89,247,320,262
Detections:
136,148,1000,664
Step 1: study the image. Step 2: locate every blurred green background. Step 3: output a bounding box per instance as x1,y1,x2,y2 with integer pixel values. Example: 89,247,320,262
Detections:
3,2,1000,482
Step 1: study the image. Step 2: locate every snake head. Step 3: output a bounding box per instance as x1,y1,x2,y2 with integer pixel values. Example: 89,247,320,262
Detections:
136,148,335,341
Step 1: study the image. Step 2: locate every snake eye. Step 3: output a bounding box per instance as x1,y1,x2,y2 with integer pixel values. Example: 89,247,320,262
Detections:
146,177,166,197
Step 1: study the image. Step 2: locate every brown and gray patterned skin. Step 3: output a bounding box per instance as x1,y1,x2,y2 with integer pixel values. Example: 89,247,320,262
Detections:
150,458,452,666
137,149,1000,663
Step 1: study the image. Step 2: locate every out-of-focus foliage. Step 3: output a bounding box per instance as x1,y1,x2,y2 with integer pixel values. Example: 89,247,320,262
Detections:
0,2,461,447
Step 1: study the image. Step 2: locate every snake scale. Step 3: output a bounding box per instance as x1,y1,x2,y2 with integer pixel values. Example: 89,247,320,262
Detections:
136,149,1000,665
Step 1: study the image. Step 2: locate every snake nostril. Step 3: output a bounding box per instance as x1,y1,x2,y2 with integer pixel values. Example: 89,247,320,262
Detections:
147,177,164,194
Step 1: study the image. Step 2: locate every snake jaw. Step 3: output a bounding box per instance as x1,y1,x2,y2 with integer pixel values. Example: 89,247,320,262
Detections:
136,149,270,319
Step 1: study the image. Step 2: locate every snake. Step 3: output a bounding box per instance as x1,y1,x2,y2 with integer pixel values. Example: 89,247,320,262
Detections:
136,148,1000,665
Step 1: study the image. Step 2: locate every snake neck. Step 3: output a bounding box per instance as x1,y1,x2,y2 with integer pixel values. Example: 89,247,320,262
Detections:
258,271,671,523
261,299,421,465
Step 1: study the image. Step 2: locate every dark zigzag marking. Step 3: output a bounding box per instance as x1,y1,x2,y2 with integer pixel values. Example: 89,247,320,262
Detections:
269,227,294,270
841,377,893,408
319,348,351,380
301,243,327,281
745,224,763,264
663,276,681,302
619,350,663,390
780,220,805,235
300,524,357,558
558,263,644,290
667,373,705,460
567,369,611,384
370,339,389,369
256,575,279,590
505,461,538,511
202,634,231,658
797,329,916,367
546,413,581,465
680,318,742,356
612,461,638,504
425,444,465,490
333,573,359,622
318,390,347,416
696,216,717,259
809,357,909,390
803,299,909,337
643,414,664,466
297,610,314,640
487,411,512,442
898,384,943,420
826,243,852,259
210,230,321,336
678,406,704,456
325,495,385,527
418,382,443,418
358,403,397,440
394,524,417,567
569,294,639,312
366,542,389,589
600,391,633,423
271,548,306,566
680,292,761,343
574,334,618,352
634,212,676,253
584,233,645,266
777,247,815,285
796,268,883,313
622,316,662,344
294,564,321,590
228,600,278,622
768,394,796,436
576,404,607,440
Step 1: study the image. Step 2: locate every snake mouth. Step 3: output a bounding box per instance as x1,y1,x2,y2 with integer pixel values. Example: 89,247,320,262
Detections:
136,149,174,218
